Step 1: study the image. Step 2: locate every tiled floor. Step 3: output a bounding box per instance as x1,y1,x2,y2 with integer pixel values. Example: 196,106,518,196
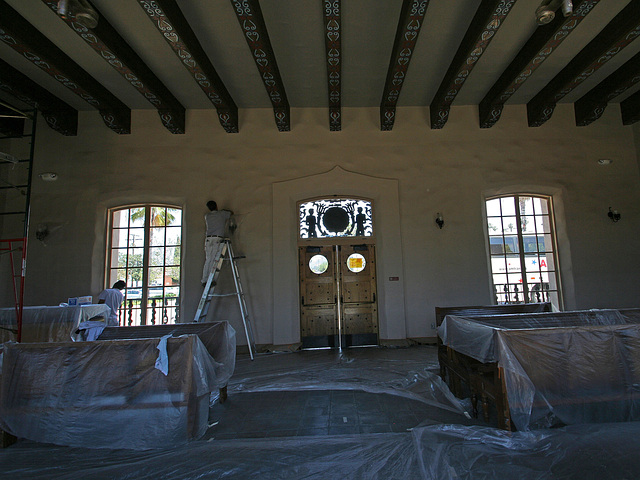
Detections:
202,344,483,442
205,388,477,440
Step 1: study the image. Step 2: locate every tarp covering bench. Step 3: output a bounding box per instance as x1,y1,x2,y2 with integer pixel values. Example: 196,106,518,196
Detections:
97,321,237,402
0,328,235,450
0,305,110,343
438,308,640,431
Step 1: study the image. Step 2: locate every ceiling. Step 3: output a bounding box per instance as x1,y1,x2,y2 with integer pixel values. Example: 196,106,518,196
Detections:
1,0,639,135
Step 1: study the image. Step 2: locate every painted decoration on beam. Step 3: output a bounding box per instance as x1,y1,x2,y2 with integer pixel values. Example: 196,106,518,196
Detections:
299,198,373,239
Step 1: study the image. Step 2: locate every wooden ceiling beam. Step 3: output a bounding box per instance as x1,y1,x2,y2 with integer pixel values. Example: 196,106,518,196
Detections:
0,2,129,134
479,0,600,129
41,0,185,134
323,0,341,132
574,51,640,126
528,0,640,127
138,0,238,133
0,58,78,136
380,0,430,131
230,0,290,132
430,0,517,130
0,2,131,134
621,89,640,125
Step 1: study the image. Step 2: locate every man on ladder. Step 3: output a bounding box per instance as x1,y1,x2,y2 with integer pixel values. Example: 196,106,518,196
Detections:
197,201,256,359
201,200,233,286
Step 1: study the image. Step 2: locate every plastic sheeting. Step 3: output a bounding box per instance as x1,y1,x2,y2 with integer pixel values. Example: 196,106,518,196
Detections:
438,308,640,430
0,304,111,343
0,332,235,450
1,422,640,479
96,321,237,394
1,422,639,479
227,347,466,415
1,346,639,479
414,422,640,479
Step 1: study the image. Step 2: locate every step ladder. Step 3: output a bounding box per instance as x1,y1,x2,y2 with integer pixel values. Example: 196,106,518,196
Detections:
194,238,256,359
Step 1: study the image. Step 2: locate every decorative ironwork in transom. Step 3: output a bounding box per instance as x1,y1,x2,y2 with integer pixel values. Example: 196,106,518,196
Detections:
299,198,372,239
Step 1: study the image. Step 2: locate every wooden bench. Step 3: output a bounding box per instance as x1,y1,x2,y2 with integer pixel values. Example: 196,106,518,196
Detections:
0,334,223,449
0,304,111,343
438,308,640,431
436,302,552,420
97,321,236,403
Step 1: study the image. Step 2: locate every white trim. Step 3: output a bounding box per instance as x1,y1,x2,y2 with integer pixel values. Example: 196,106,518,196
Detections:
272,166,406,345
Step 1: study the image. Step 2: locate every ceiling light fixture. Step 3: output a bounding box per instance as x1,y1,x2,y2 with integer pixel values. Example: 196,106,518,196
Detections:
57,0,99,29
536,0,573,25
597,158,613,165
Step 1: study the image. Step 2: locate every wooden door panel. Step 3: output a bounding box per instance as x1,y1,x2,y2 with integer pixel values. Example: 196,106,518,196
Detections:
342,307,377,334
302,278,334,305
300,244,378,348
342,280,373,303
301,305,337,337
339,245,378,346
300,246,336,346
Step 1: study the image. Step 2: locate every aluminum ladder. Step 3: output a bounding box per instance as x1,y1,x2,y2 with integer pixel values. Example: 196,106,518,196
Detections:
194,238,256,359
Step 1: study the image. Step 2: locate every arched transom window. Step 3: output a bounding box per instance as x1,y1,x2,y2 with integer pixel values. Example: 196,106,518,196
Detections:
299,198,373,239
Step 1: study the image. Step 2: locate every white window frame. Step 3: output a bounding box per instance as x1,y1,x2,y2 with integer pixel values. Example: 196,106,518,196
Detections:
484,194,563,309
105,204,183,326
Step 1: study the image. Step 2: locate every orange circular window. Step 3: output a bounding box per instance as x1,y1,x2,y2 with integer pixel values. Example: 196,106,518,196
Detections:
346,253,366,273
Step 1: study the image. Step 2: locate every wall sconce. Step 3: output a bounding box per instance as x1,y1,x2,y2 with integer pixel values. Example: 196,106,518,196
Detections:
0,152,18,164
608,207,621,223
38,172,58,181
36,224,49,242
435,213,444,229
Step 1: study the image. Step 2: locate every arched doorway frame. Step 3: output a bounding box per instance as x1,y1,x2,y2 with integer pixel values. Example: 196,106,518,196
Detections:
272,166,406,346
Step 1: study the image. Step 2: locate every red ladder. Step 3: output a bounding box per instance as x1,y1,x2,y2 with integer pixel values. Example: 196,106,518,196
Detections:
0,237,26,342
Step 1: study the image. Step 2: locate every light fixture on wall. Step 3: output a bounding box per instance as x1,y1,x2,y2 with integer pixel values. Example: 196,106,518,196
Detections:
0,152,18,164
38,172,58,181
597,158,613,166
535,0,573,25
57,0,99,28
608,207,621,223
435,213,444,229
35,224,49,242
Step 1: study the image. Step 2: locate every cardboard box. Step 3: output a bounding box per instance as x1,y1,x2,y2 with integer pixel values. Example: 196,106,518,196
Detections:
68,296,93,306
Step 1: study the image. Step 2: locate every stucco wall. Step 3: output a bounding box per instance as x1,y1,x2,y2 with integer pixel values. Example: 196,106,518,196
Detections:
3,103,639,346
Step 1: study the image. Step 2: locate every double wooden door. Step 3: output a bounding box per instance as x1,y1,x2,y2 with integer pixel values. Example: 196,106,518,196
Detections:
299,244,378,349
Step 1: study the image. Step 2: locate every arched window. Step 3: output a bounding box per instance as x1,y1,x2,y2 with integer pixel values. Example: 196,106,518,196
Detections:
298,198,373,239
106,205,182,326
485,195,561,308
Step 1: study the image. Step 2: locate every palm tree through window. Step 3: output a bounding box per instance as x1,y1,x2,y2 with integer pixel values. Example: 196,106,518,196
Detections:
106,205,182,326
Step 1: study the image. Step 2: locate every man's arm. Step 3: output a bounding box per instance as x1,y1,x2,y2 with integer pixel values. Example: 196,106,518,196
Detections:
223,210,236,236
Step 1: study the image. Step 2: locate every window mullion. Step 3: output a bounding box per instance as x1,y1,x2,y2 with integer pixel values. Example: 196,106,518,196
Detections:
141,205,152,324
514,196,529,303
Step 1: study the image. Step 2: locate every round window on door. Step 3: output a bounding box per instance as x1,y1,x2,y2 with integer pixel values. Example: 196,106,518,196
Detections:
346,253,366,273
309,254,329,274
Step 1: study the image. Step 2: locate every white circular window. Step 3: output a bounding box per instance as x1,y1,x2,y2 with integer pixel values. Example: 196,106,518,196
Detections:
346,253,366,273
309,254,329,274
